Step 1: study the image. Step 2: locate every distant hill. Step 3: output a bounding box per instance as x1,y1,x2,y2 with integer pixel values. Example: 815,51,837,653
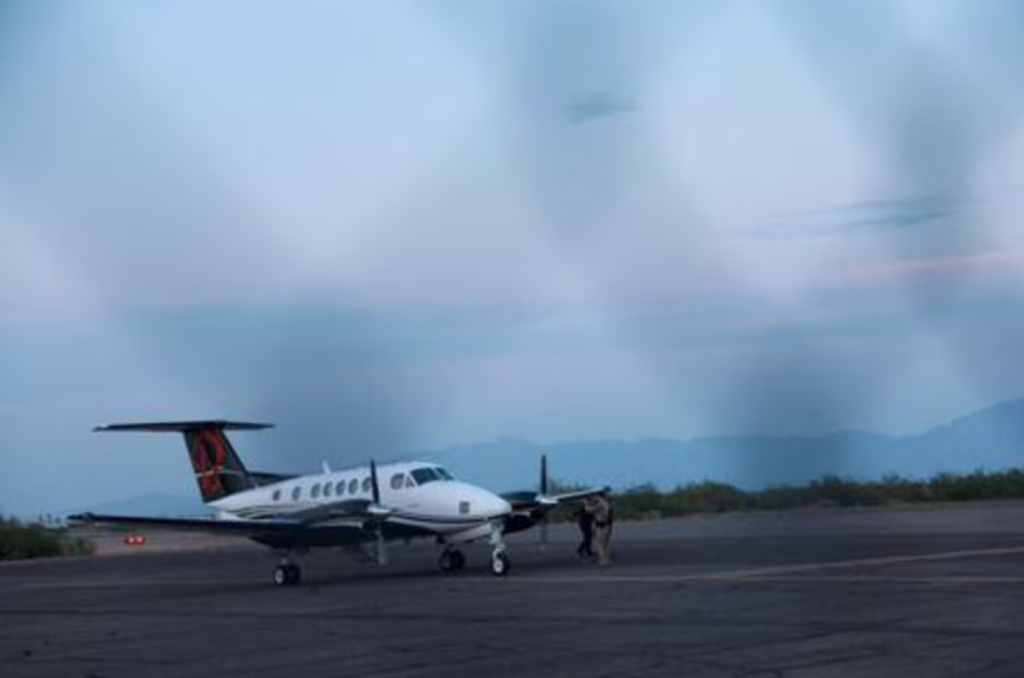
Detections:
64,400,1024,512
426,400,1024,493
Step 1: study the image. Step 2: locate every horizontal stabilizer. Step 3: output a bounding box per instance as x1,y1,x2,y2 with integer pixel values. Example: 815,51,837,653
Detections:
94,420,273,433
92,419,274,502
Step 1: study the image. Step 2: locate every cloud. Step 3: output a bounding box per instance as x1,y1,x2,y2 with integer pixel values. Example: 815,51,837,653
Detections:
751,197,962,239
565,91,637,124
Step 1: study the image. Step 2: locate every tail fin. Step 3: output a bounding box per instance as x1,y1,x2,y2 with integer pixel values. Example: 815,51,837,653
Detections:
94,420,273,503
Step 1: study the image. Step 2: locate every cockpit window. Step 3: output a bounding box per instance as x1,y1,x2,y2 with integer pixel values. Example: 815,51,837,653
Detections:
411,468,439,485
410,467,453,485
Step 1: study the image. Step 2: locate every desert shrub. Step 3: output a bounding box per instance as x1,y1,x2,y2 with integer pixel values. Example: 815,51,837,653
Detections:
554,467,1024,518
665,481,746,514
0,517,95,560
0,517,63,560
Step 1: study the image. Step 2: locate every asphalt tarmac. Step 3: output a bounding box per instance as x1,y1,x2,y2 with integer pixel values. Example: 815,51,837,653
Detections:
6,505,1024,677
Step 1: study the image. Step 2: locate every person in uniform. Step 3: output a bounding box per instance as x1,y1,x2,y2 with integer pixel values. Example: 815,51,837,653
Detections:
574,500,594,559
591,492,613,567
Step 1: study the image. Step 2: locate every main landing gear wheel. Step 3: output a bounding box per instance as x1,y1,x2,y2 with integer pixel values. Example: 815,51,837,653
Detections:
490,552,510,577
273,563,302,586
439,549,466,573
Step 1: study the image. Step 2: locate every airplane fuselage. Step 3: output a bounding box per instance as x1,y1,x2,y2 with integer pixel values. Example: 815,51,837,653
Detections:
212,461,511,543
72,420,606,585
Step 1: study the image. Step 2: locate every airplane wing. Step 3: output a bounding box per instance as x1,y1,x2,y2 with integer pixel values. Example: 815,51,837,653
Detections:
230,498,388,523
499,455,610,516
69,508,435,549
500,485,610,512
547,487,611,504
499,484,610,535
69,512,303,534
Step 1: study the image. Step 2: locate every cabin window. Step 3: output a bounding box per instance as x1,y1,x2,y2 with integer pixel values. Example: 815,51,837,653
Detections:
323,481,333,498
272,489,281,502
362,477,372,493
311,483,321,499
292,486,301,501
336,480,346,496
348,479,358,495
390,474,405,490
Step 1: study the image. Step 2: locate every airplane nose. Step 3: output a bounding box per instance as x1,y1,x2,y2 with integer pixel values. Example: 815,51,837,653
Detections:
481,491,511,518
455,482,512,518
493,495,512,517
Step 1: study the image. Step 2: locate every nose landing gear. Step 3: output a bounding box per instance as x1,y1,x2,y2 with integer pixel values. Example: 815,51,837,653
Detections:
489,521,510,577
490,550,510,576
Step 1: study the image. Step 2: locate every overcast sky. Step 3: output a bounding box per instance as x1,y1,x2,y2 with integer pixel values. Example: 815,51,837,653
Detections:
4,0,1024,515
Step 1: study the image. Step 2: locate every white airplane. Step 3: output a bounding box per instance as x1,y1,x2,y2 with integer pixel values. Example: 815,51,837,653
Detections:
70,420,608,586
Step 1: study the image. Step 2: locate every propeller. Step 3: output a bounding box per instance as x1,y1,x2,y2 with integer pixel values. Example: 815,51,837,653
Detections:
540,454,548,496
370,459,381,505
539,454,549,546
367,459,388,565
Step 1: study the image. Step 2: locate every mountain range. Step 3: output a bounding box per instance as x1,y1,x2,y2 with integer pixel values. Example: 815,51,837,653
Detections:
76,400,1024,515
427,399,1024,493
